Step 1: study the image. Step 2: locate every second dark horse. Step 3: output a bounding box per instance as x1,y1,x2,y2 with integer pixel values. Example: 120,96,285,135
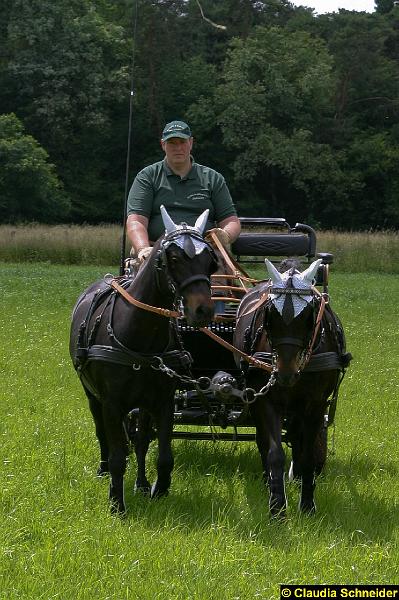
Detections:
70,207,217,513
234,258,351,516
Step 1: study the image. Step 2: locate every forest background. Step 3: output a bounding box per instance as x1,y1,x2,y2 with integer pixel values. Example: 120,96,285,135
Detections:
1,0,399,231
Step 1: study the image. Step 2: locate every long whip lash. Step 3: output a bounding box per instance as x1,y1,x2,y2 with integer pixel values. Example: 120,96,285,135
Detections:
195,0,227,30
119,0,225,275
119,0,139,275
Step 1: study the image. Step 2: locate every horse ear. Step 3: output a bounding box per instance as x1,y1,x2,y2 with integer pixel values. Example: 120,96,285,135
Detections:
194,209,209,235
265,259,284,285
300,259,323,284
160,205,178,234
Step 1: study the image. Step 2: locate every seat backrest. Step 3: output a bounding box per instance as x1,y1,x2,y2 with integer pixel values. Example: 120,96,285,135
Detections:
231,218,332,293
232,218,317,263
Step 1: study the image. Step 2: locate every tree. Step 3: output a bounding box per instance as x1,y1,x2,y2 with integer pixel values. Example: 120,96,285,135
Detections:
310,10,399,227
0,0,131,222
0,114,70,223
375,0,396,14
189,26,356,225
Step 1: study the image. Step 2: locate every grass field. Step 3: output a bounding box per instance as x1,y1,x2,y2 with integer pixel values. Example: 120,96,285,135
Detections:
1,224,398,273
0,263,398,599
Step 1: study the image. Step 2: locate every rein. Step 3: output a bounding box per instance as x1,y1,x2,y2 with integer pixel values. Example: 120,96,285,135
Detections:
207,231,252,292
110,278,274,373
110,279,182,318
111,230,215,318
198,326,274,373
298,292,327,370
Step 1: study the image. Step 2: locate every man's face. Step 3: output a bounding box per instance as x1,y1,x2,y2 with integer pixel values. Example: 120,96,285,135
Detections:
161,137,193,168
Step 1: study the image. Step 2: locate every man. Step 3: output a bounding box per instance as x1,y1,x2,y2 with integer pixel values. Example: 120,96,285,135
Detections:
126,120,241,262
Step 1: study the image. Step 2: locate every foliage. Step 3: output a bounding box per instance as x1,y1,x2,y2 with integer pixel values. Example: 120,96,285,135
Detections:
190,26,353,223
0,0,399,228
0,0,130,222
0,114,69,222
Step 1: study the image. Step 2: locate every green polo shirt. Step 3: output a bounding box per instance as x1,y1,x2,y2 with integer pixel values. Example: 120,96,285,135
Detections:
127,159,236,241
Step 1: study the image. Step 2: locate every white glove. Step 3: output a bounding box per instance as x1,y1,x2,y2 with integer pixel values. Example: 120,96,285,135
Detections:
137,247,152,262
205,228,231,249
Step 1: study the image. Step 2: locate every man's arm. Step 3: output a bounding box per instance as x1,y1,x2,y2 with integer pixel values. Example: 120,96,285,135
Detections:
126,214,152,259
206,215,241,249
218,215,241,244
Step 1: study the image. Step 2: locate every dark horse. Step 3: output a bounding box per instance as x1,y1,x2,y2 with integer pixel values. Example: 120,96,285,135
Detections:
69,207,217,513
233,258,351,516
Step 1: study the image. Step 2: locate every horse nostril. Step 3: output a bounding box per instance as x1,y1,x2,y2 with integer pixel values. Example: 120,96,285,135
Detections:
196,305,214,320
190,305,213,326
277,372,298,388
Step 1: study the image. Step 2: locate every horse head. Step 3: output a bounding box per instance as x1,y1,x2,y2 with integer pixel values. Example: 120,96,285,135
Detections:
264,258,322,387
157,205,218,327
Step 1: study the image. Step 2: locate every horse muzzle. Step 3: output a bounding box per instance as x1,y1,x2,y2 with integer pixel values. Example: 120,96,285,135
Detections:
276,368,301,388
275,349,303,387
181,278,215,327
184,301,215,328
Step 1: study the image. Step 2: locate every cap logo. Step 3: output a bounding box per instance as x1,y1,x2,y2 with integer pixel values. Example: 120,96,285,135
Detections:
166,124,184,132
162,120,191,140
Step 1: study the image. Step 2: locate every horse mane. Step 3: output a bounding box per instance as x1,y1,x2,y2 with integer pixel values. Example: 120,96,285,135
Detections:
278,258,302,274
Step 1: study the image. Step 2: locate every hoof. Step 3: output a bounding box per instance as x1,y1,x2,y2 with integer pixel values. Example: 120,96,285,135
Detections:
134,481,151,496
97,461,109,477
110,500,126,516
300,501,316,514
150,483,169,499
269,497,287,519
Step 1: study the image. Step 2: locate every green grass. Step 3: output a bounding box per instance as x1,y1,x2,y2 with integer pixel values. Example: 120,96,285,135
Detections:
0,263,398,599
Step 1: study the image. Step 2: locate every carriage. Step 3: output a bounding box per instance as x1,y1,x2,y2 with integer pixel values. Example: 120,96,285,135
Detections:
70,211,351,514
127,216,346,448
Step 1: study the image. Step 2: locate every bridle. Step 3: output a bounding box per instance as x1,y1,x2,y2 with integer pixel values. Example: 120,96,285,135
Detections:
264,284,328,373
111,229,217,317
156,228,217,295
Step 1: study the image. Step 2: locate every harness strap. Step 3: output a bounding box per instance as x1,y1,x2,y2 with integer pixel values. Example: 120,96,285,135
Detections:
298,294,327,370
110,279,182,318
251,351,345,372
199,326,274,373
86,345,192,369
309,295,327,353
208,231,251,292
236,288,271,320
178,273,211,292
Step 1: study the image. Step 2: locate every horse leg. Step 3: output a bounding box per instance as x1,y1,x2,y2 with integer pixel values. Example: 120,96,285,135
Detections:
150,402,174,499
87,392,109,476
299,416,323,514
288,417,304,482
267,404,287,517
103,402,128,514
251,402,270,486
133,409,152,495
252,400,287,517
267,436,287,517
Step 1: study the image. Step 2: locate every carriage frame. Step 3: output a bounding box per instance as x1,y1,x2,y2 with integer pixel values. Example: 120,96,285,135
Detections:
126,216,341,452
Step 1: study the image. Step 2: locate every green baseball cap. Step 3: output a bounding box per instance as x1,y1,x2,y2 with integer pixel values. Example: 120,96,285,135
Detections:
161,120,192,141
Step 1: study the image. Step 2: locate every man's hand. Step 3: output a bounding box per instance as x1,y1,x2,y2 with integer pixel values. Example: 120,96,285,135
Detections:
205,228,231,249
137,247,153,262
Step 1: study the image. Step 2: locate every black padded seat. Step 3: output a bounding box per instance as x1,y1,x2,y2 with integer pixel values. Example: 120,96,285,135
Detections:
232,233,312,258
